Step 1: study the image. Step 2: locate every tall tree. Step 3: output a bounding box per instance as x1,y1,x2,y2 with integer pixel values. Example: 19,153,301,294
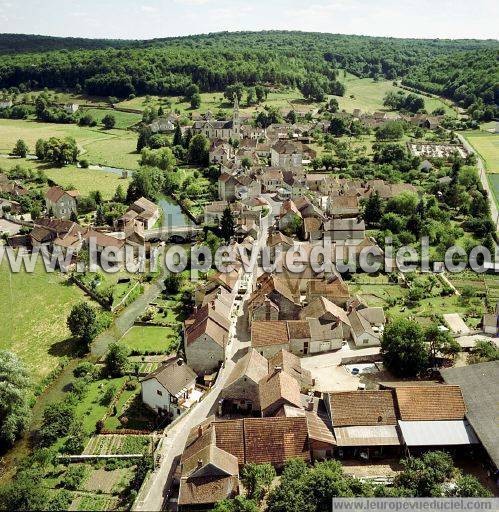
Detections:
381,318,429,377
67,302,98,347
220,206,235,242
0,350,31,446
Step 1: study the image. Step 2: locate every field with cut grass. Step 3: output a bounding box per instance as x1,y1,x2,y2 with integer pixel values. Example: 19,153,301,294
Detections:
462,130,499,173
0,258,88,384
0,118,140,169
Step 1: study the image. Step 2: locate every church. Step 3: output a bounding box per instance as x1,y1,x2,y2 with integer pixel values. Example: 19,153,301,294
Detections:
192,97,241,141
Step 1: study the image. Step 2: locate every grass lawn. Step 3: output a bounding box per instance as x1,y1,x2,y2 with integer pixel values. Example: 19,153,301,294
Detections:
0,258,88,384
0,157,130,200
462,130,499,173
336,72,456,116
0,118,140,170
80,107,142,129
75,376,128,434
120,325,178,354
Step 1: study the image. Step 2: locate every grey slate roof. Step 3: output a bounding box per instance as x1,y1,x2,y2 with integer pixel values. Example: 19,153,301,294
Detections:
142,358,196,396
441,361,499,469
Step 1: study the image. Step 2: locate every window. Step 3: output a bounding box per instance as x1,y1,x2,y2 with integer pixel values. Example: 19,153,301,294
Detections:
156,389,163,396
363,340,369,344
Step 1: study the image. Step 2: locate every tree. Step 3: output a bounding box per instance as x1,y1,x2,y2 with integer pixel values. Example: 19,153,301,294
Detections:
12,139,28,158
375,121,404,140
285,110,297,124
67,302,98,346
173,123,183,146
126,166,165,202
241,463,276,501
450,475,492,497
220,206,235,242
44,137,79,166
0,468,49,511
224,83,244,102
137,125,152,152
105,343,129,377
188,134,209,165
35,138,47,160
425,324,460,366
468,339,499,364
327,97,339,113
190,93,201,109
102,113,116,129
395,451,454,497
214,496,260,512
246,87,255,105
381,318,429,377
363,192,383,225
140,147,176,171
255,85,267,103
37,400,75,447
329,117,348,137
113,184,126,203
164,272,182,294
0,350,31,446
184,83,199,100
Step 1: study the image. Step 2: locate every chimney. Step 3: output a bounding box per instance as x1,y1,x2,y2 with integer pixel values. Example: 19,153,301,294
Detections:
197,459,203,468
197,425,203,438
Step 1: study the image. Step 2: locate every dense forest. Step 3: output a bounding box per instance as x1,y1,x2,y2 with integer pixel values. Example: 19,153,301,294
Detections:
0,31,497,116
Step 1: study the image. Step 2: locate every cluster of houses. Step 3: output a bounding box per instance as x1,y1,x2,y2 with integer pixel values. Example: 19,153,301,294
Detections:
5,183,161,257
171,362,497,510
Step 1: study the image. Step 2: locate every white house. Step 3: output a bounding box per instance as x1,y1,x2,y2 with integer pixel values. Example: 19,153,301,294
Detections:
141,358,199,420
63,103,79,114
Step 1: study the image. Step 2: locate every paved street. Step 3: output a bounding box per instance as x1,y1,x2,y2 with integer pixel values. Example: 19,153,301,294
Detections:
134,206,270,511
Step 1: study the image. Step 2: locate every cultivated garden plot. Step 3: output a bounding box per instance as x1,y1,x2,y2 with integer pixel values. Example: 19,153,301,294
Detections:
83,435,153,456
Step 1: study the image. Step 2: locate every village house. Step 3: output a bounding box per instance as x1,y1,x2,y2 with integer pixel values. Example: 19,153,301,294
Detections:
325,390,401,459
45,186,79,220
305,277,351,306
259,368,303,417
251,320,290,358
178,416,310,510
247,273,301,325
268,348,314,391
220,349,269,415
393,385,479,456
324,217,366,241
300,297,351,353
270,140,304,169
0,99,13,109
141,358,199,420
63,103,79,114
209,140,233,165
149,116,176,133
116,196,160,230
184,301,231,374
348,306,386,346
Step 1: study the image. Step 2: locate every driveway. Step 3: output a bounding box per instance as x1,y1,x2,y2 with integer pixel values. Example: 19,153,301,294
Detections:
300,344,381,392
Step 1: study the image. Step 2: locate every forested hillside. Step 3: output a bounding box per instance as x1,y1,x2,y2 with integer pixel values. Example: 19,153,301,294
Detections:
0,31,497,117
403,48,498,117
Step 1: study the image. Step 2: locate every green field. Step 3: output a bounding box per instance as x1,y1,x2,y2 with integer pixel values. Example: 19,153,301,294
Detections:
462,130,499,173
117,89,324,118
488,174,499,207
0,259,88,384
120,325,178,354
80,107,142,129
336,72,456,116
0,157,130,199
0,118,140,169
